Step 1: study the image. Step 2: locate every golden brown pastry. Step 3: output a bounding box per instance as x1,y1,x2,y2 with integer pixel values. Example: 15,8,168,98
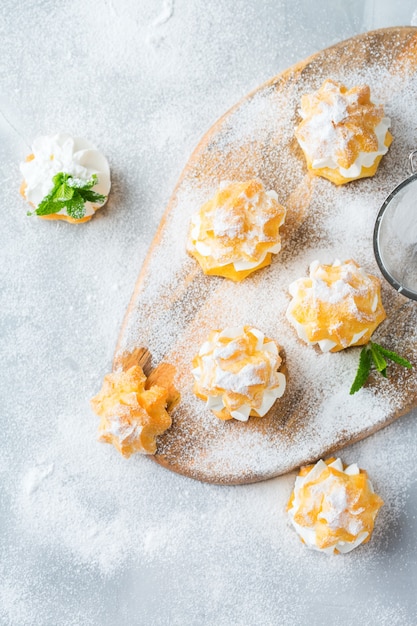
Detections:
187,180,286,281
286,259,386,352
295,79,392,184
192,325,286,421
287,457,384,554
91,365,171,457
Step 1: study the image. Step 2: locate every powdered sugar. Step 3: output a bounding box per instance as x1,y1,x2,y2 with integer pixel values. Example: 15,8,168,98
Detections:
23,463,54,495
212,206,246,239
297,87,353,159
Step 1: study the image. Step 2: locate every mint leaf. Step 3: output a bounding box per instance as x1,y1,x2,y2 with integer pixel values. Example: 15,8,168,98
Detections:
30,172,107,219
84,173,98,189
50,172,72,193
66,196,86,220
370,343,387,375
55,183,74,201
32,173,67,215
36,194,67,216
51,172,69,186
350,341,413,395
67,173,98,190
79,189,106,204
350,346,372,394
371,342,412,369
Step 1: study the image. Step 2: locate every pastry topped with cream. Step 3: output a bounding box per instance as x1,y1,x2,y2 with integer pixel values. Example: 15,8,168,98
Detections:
20,133,111,223
192,325,286,421
295,79,392,185
187,180,286,281
91,365,171,457
286,259,386,352
287,458,384,554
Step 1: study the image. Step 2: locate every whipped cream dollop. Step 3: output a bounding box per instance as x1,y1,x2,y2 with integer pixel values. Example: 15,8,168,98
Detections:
188,181,286,272
287,458,384,555
286,259,386,352
20,133,111,217
192,325,286,421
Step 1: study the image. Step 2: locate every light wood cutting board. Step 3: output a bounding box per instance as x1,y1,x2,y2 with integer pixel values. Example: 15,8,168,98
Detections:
114,27,417,484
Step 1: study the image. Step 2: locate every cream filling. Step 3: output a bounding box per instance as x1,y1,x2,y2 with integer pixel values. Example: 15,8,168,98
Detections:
298,117,390,178
189,190,284,271
192,326,286,421
20,133,111,217
288,458,374,554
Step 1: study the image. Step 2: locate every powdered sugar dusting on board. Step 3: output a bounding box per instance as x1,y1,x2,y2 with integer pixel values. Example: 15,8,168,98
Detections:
117,32,417,483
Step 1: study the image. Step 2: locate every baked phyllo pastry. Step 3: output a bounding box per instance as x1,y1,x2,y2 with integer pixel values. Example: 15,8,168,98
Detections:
187,180,286,281
287,458,384,554
20,133,110,223
91,365,171,457
295,79,392,185
286,259,386,353
192,325,286,421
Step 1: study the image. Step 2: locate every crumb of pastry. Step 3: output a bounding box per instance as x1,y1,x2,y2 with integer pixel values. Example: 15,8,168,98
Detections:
91,365,172,457
286,259,386,352
192,325,286,421
295,79,392,184
187,179,286,281
287,458,384,554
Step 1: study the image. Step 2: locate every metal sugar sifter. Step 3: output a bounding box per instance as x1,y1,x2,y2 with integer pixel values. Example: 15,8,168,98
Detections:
374,150,417,301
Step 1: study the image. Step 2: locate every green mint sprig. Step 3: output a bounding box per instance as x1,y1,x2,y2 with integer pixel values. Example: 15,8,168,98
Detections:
28,172,106,220
350,341,412,395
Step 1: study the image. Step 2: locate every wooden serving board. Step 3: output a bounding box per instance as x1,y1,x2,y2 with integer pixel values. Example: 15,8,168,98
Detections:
115,27,417,484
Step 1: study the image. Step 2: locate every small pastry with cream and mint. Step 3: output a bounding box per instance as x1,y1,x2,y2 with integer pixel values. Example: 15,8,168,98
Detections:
20,133,110,223
192,325,286,421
